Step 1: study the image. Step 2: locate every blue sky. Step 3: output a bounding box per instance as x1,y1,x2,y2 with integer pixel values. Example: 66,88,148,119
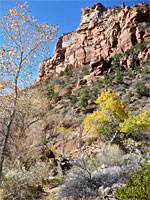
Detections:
0,0,149,79
1,0,149,56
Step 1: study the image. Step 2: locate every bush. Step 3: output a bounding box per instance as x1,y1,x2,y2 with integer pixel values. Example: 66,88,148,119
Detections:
112,58,120,70
103,72,113,86
135,82,149,98
0,161,50,200
99,144,125,166
123,92,132,104
115,163,150,200
81,65,89,76
70,95,77,105
58,157,124,200
115,68,123,84
130,57,140,70
79,88,90,111
58,157,101,200
52,92,59,102
95,79,104,89
64,64,73,77
44,85,54,99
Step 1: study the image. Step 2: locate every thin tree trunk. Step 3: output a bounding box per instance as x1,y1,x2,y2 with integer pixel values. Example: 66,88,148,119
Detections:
79,124,83,153
0,108,15,181
0,132,8,182
0,60,22,181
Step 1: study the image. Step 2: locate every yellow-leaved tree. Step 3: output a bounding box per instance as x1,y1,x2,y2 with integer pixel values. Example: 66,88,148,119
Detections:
0,1,58,179
83,89,150,142
119,111,150,135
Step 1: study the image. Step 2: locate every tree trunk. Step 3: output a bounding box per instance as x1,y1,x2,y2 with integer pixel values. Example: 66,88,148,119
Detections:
0,131,8,182
0,103,16,181
79,124,84,153
0,62,21,181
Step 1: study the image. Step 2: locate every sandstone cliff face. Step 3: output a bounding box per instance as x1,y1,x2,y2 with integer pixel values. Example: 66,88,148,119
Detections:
36,2,150,82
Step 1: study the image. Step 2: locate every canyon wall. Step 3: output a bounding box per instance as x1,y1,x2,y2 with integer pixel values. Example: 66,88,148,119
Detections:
35,2,150,82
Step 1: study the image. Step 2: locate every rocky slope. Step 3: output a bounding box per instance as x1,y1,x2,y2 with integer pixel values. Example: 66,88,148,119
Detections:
35,2,150,82
1,2,150,200
32,1,150,160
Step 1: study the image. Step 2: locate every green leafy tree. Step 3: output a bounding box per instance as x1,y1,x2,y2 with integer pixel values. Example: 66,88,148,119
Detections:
0,1,58,179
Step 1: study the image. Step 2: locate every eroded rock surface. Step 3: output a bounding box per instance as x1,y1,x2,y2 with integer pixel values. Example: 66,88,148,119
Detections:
35,2,150,82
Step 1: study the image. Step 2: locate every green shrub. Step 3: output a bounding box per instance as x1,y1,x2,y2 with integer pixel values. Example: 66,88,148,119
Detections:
130,57,140,70
63,92,72,99
42,136,49,145
115,68,123,84
126,69,135,77
90,87,98,101
123,92,132,104
64,64,73,77
135,82,149,98
122,42,150,58
45,85,54,99
95,79,104,89
112,59,120,70
59,70,64,77
52,92,59,102
115,84,126,92
81,65,89,76
79,88,90,112
103,71,113,86
115,163,150,200
49,177,64,188
79,96,88,108
70,95,77,105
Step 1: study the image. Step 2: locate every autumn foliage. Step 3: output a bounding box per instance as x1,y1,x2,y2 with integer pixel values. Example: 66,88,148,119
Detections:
83,89,150,140
0,0,58,180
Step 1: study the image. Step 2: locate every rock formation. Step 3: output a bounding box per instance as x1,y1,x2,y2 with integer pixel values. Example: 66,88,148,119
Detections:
35,2,150,82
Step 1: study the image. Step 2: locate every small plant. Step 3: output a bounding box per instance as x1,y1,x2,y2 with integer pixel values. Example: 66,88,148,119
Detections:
52,92,59,103
99,144,125,166
95,79,104,89
59,70,64,77
115,163,150,200
81,65,89,76
134,82,149,98
57,127,71,155
115,68,123,84
42,136,49,145
44,84,54,99
49,177,64,188
79,88,90,112
123,92,132,104
70,95,77,105
64,64,73,77
130,56,140,70
103,71,113,86
63,92,72,99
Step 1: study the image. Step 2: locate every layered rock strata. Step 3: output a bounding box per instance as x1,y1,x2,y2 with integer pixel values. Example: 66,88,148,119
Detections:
36,2,150,82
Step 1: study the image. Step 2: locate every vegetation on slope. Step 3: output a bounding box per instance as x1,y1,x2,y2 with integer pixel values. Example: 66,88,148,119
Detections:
0,1,150,199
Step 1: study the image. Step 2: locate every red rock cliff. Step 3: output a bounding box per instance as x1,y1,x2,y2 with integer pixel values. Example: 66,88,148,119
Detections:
35,2,150,82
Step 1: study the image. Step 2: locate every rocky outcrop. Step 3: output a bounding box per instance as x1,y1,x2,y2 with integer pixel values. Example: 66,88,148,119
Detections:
35,2,150,82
